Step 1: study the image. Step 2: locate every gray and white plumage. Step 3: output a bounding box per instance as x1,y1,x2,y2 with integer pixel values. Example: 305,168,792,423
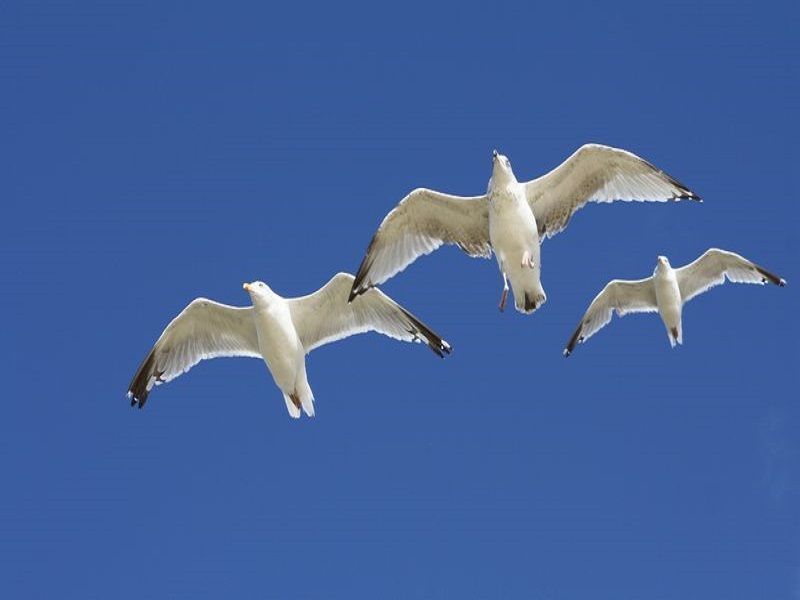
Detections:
350,144,699,313
348,189,491,300
564,249,786,355
128,273,451,418
524,144,699,240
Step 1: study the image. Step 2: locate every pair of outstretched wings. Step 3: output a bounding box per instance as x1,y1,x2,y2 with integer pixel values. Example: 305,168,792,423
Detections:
128,273,451,407
564,249,786,355
349,144,700,299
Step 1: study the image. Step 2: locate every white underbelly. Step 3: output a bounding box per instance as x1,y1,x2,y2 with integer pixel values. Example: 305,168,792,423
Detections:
254,308,304,391
489,194,539,265
655,275,682,328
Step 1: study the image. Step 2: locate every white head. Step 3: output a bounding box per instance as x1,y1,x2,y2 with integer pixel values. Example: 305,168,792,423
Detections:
489,149,517,189
243,280,275,306
654,255,671,273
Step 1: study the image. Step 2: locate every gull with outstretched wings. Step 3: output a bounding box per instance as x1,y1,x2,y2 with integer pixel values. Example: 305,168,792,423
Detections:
564,249,786,355
127,273,451,418
350,144,700,313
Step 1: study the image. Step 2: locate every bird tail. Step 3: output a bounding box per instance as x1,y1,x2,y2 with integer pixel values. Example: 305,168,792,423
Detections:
516,288,547,314
669,325,683,348
282,377,315,419
282,393,302,419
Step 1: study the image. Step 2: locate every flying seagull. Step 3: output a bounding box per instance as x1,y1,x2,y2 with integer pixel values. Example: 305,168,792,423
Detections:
127,273,451,418
349,144,700,313
564,248,786,355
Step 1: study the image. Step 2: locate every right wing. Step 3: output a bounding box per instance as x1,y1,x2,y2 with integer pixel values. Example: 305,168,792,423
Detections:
349,188,491,299
127,299,261,408
564,278,658,356
290,272,452,357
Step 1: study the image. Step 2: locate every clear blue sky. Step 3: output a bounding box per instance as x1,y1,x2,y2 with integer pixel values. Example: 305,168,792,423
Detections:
1,1,797,598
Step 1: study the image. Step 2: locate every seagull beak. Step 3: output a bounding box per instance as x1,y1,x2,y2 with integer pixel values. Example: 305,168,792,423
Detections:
492,149,498,159
243,282,251,292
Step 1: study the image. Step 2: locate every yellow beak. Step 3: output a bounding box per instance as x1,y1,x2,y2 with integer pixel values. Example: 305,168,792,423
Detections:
243,282,251,292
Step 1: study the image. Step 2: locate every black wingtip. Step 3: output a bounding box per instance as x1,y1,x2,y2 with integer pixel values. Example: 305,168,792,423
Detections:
128,348,155,409
564,322,583,357
637,156,701,203
350,235,378,302
127,391,147,409
673,187,701,202
755,264,786,288
398,306,452,359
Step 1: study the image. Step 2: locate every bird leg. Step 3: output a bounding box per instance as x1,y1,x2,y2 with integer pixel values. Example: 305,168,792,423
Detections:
499,271,509,312
521,250,535,269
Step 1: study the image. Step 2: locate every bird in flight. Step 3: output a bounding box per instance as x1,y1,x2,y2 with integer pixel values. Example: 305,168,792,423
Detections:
564,248,786,355
127,273,451,418
349,144,700,313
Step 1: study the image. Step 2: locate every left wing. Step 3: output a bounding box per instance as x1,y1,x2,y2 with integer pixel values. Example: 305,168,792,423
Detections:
676,248,786,303
525,144,700,240
288,272,452,357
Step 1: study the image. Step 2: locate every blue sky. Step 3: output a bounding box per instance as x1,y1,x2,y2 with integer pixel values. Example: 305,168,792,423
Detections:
1,0,798,598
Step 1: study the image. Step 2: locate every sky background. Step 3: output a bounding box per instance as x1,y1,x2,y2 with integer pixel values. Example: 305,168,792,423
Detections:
1,1,798,598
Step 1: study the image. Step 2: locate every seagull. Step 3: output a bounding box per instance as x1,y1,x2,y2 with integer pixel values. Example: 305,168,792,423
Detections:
349,144,700,313
127,272,451,418
564,248,786,355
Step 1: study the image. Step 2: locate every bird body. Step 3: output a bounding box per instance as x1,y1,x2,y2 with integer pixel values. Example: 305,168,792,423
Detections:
564,249,786,355
487,161,544,312
128,273,452,418
248,286,311,416
653,258,684,346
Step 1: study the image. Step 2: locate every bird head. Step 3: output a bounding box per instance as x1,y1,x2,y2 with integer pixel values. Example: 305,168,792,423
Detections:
243,280,274,304
655,256,671,272
490,149,517,188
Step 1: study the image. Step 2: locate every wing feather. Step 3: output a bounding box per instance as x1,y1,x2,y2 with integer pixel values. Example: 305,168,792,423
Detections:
127,299,260,408
350,188,490,299
290,273,452,357
564,278,658,356
525,144,700,240
676,248,786,303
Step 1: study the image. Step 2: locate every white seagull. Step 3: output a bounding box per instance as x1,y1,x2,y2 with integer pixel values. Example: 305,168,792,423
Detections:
349,144,700,313
564,248,786,355
127,273,451,418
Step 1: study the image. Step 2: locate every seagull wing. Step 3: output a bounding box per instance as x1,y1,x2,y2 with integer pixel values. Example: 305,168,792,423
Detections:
525,144,700,240
676,248,786,303
564,278,658,356
290,272,452,357
349,188,490,299
128,299,261,408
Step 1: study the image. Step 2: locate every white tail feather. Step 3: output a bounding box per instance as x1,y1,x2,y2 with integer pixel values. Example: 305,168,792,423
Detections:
282,394,301,419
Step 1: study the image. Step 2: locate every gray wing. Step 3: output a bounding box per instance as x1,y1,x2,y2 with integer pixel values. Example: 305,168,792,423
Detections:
525,144,700,240
128,299,261,408
289,272,452,357
564,278,658,356
349,188,490,299
676,248,786,303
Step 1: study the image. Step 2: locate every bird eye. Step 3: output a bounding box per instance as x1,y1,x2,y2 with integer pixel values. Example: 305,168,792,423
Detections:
505,158,511,168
